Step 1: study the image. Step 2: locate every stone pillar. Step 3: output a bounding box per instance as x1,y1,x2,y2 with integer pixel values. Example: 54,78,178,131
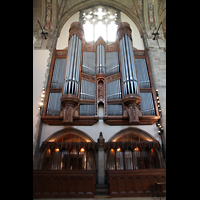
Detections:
97,132,105,184
144,29,166,158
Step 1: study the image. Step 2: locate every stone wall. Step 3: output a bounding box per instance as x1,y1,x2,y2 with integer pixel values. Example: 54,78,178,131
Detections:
145,33,166,157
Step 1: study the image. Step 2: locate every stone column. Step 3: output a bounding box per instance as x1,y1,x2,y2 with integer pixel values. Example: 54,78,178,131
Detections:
144,29,166,158
97,132,105,184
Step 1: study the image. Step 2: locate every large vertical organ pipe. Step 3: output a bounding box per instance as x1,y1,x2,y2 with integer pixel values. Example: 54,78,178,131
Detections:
127,35,138,94
119,39,127,96
119,34,139,96
124,34,134,94
122,36,130,95
63,34,82,96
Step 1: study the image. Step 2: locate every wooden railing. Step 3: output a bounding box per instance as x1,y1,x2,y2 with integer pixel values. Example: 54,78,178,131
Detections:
33,170,96,198
107,168,166,197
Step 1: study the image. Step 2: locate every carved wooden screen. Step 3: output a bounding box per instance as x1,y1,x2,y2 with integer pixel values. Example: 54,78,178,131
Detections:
106,134,161,170
40,131,96,171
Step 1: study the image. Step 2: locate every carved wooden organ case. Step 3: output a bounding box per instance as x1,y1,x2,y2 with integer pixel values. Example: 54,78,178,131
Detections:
42,22,160,125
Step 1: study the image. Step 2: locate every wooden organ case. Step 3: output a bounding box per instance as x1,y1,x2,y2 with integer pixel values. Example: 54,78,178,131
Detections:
41,22,160,126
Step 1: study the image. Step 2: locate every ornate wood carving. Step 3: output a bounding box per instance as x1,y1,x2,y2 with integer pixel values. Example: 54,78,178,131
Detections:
106,73,121,83
41,116,99,125
97,132,105,150
96,74,106,104
122,94,141,123
106,42,118,51
68,22,84,41
41,141,97,152
117,22,132,41
81,73,95,82
60,94,79,123
82,40,96,51
103,115,160,125
94,36,107,47
98,81,104,103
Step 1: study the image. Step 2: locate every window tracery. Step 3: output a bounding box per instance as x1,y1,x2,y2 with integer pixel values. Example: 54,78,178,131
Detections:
80,6,120,43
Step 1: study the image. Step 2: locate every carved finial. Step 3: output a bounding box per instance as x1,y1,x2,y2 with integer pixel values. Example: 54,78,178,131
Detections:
98,132,105,149
69,22,84,41
117,22,132,41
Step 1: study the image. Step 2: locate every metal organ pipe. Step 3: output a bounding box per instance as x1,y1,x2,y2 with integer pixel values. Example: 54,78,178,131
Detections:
127,35,138,94
75,39,81,96
68,34,76,94
125,34,134,94
97,45,99,73
63,34,82,96
122,36,130,95
96,44,105,74
119,39,127,96
99,45,102,73
119,34,139,96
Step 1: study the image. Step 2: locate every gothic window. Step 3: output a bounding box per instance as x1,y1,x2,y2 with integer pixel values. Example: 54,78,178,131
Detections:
80,6,120,44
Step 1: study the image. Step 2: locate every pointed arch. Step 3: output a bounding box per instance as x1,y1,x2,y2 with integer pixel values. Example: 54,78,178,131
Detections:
57,0,144,38
108,127,157,142
45,127,94,142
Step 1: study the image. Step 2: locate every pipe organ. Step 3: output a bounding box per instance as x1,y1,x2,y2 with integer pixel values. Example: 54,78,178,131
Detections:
42,22,159,125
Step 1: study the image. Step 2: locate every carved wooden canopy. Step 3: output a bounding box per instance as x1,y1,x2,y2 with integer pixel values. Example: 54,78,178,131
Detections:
41,140,160,153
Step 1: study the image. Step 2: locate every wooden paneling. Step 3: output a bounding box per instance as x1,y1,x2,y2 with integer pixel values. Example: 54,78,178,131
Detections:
107,168,166,197
33,170,96,198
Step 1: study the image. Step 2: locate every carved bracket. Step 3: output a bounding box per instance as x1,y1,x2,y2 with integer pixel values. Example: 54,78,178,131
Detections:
125,103,140,123
60,94,79,123
123,94,141,123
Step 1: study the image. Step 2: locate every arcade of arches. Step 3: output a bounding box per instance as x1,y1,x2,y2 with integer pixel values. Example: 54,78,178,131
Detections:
40,128,163,171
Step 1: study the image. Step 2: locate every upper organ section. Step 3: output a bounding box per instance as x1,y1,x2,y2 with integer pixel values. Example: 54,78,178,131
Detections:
41,22,160,126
